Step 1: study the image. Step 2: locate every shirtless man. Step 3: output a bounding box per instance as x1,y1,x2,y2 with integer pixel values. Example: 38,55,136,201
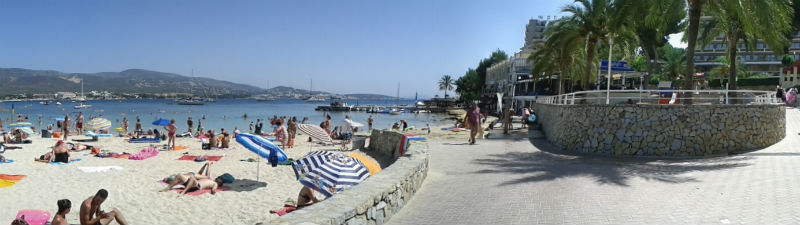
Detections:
63,114,71,141
76,112,84,135
79,189,128,225
165,119,178,150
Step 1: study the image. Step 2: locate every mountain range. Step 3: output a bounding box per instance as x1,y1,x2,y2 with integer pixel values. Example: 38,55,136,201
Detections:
0,68,396,99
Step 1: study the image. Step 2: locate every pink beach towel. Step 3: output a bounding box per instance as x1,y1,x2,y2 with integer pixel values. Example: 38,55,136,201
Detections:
158,180,231,196
129,148,159,160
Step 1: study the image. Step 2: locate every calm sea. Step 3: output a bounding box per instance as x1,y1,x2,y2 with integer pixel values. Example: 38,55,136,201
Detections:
0,99,453,132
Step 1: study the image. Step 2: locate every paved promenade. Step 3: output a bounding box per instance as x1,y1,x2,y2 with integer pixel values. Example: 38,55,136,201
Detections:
389,108,800,225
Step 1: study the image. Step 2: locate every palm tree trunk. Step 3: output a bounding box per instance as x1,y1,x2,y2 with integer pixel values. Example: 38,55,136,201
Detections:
639,39,654,90
584,39,598,91
727,32,739,103
684,0,704,104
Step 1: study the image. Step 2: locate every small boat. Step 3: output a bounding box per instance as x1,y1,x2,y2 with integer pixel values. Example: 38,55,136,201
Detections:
56,102,62,106
305,96,326,102
73,102,92,109
176,99,205,105
389,108,403,115
39,101,49,105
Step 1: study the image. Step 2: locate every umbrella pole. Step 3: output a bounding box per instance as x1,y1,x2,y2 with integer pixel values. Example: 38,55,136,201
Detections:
257,157,260,182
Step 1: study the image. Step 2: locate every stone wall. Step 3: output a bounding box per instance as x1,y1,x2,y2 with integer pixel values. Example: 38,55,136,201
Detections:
532,103,785,157
268,131,428,225
366,130,405,160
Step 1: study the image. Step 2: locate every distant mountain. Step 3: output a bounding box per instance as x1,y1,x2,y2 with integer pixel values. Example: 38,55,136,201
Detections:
0,68,398,99
0,68,263,96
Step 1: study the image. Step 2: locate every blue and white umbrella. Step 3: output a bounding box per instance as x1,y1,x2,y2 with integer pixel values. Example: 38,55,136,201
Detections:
152,119,171,126
293,151,371,197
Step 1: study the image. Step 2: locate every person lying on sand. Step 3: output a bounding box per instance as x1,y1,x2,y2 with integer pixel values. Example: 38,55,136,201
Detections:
66,142,94,152
35,141,77,163
161,162,235,196
79,189,128,225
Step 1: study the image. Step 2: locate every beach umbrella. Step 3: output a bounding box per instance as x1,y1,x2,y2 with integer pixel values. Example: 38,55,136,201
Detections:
85,118,111,130
292,151,370,197
8,122,32,129
297,124,333,144
152,119,170,126
236,133,288,182
16,127,34,135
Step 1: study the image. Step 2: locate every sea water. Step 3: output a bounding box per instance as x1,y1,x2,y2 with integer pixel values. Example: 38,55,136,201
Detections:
0,99,453,133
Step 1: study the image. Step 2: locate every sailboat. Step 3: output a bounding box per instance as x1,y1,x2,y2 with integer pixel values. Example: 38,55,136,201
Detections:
258,80,277,102
74,79,92,109
305,78,326,102
177,70,205,105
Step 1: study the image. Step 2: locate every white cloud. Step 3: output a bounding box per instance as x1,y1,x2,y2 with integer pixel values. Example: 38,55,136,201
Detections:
668,32,688,48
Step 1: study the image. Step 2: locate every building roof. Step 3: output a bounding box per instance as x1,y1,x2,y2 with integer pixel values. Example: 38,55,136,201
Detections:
783,60,800,74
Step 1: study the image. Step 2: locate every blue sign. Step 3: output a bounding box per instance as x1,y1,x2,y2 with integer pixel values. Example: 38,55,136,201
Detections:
600,61,635,72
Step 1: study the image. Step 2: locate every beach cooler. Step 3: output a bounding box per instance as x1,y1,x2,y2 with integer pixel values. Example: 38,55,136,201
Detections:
53,132,62,138
41,129,52,138
16,210,51,225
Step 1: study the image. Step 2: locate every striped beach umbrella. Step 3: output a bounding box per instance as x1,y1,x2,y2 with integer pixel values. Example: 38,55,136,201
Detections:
297,124,333,144
8,122,32,129
16,127,34,135
85,118,111,130
292,151,370,197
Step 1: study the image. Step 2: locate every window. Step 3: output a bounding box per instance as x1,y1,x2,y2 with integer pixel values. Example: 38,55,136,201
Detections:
792,43,800,49
758,43,764,49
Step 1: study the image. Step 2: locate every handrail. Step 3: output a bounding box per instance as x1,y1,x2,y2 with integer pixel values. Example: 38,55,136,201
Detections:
523,89,780,105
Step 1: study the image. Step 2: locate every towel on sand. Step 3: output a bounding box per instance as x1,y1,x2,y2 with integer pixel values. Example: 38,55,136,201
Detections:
46,158,82,166
78,166,123,173
0,174,26,188
129,148,158,160
178,155,223,162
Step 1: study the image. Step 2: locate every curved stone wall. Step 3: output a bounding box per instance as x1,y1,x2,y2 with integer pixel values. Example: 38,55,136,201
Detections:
532,103,785,157
266,131,428,225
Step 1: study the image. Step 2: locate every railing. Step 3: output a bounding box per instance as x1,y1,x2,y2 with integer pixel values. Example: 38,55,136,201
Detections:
525,89,781,105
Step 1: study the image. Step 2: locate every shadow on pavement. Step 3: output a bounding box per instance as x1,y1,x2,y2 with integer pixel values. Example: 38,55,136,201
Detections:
471,138,753,187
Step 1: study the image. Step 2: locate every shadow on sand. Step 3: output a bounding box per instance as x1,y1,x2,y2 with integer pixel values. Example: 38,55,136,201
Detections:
470,137,754,187
228,179,268,192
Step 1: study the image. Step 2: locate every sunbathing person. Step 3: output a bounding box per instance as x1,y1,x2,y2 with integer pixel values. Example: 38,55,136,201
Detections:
66,142,94,152
36,141,77,163
297,186,320,207
161,162,214,191
163,162,235,196
79,189,128,225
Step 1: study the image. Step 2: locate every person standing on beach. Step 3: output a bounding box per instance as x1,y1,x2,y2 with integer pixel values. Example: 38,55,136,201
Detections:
165,119,178,150
76,112,84,135
287,117,297,148
135,118,142,135
62,114,71,141
79,189,129,225
249,121,254,133
367,116,373,131
467,104,481,145
187,117,194,134
255,119,263,135
324,115,332,135
122,118,129,136
401,120,408,131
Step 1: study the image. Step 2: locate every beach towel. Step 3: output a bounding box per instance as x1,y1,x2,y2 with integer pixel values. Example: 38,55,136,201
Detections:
170,146,189,151
0,160,15,164
270,205,298,216
0,179,19,188
129,148,158,160
46,158,82,166
178,155,223,162
158,181,231,196
206,147,236,151
72,138,97,143
0,174,26,181
128,138,161,143
78,166,123,173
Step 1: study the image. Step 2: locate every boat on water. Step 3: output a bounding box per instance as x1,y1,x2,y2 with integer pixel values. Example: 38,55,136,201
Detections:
305,96,326,102
389,108,403,115
39,101,49,105
73,80,92,109
177,98,205,105
315,99,353,111
56,102,62,106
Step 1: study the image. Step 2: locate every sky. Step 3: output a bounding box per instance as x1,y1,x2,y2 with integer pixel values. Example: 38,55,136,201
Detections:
0,0,685,98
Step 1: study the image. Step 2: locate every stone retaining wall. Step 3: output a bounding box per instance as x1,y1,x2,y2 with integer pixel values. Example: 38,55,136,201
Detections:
267,131,428,225
532,103,785,157
366,130,404,159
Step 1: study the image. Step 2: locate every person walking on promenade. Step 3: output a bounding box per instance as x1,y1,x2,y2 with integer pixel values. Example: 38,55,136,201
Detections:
467,104,481,145
503,105,513,135
777,85,786,103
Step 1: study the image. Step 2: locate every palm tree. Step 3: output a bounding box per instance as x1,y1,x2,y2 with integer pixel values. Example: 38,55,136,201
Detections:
698,0,792,102
562,0,612,91
660,45,686,81
530,18,585,94
622,0,686,89
438,75,454,99
686,0,792,101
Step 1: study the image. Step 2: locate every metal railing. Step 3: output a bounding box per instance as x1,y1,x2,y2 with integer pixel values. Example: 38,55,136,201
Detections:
524,89,781,105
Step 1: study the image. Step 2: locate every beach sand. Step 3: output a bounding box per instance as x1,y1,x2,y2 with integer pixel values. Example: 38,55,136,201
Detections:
0,122,480,224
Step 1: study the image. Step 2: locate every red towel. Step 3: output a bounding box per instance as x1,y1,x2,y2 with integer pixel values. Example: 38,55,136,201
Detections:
178,155,223,162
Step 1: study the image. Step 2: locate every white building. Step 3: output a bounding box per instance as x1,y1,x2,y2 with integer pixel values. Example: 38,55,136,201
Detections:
55,92,77,100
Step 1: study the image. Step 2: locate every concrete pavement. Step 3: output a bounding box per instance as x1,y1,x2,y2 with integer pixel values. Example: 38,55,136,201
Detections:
388,108,800,225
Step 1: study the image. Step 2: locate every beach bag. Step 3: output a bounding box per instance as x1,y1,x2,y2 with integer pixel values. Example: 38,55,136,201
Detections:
269,148,278,167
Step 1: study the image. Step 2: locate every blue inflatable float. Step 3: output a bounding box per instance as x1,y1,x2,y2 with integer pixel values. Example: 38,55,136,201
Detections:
236,133,288,163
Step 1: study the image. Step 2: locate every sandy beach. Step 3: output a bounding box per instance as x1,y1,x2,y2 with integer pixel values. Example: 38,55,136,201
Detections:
0,121,480,224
